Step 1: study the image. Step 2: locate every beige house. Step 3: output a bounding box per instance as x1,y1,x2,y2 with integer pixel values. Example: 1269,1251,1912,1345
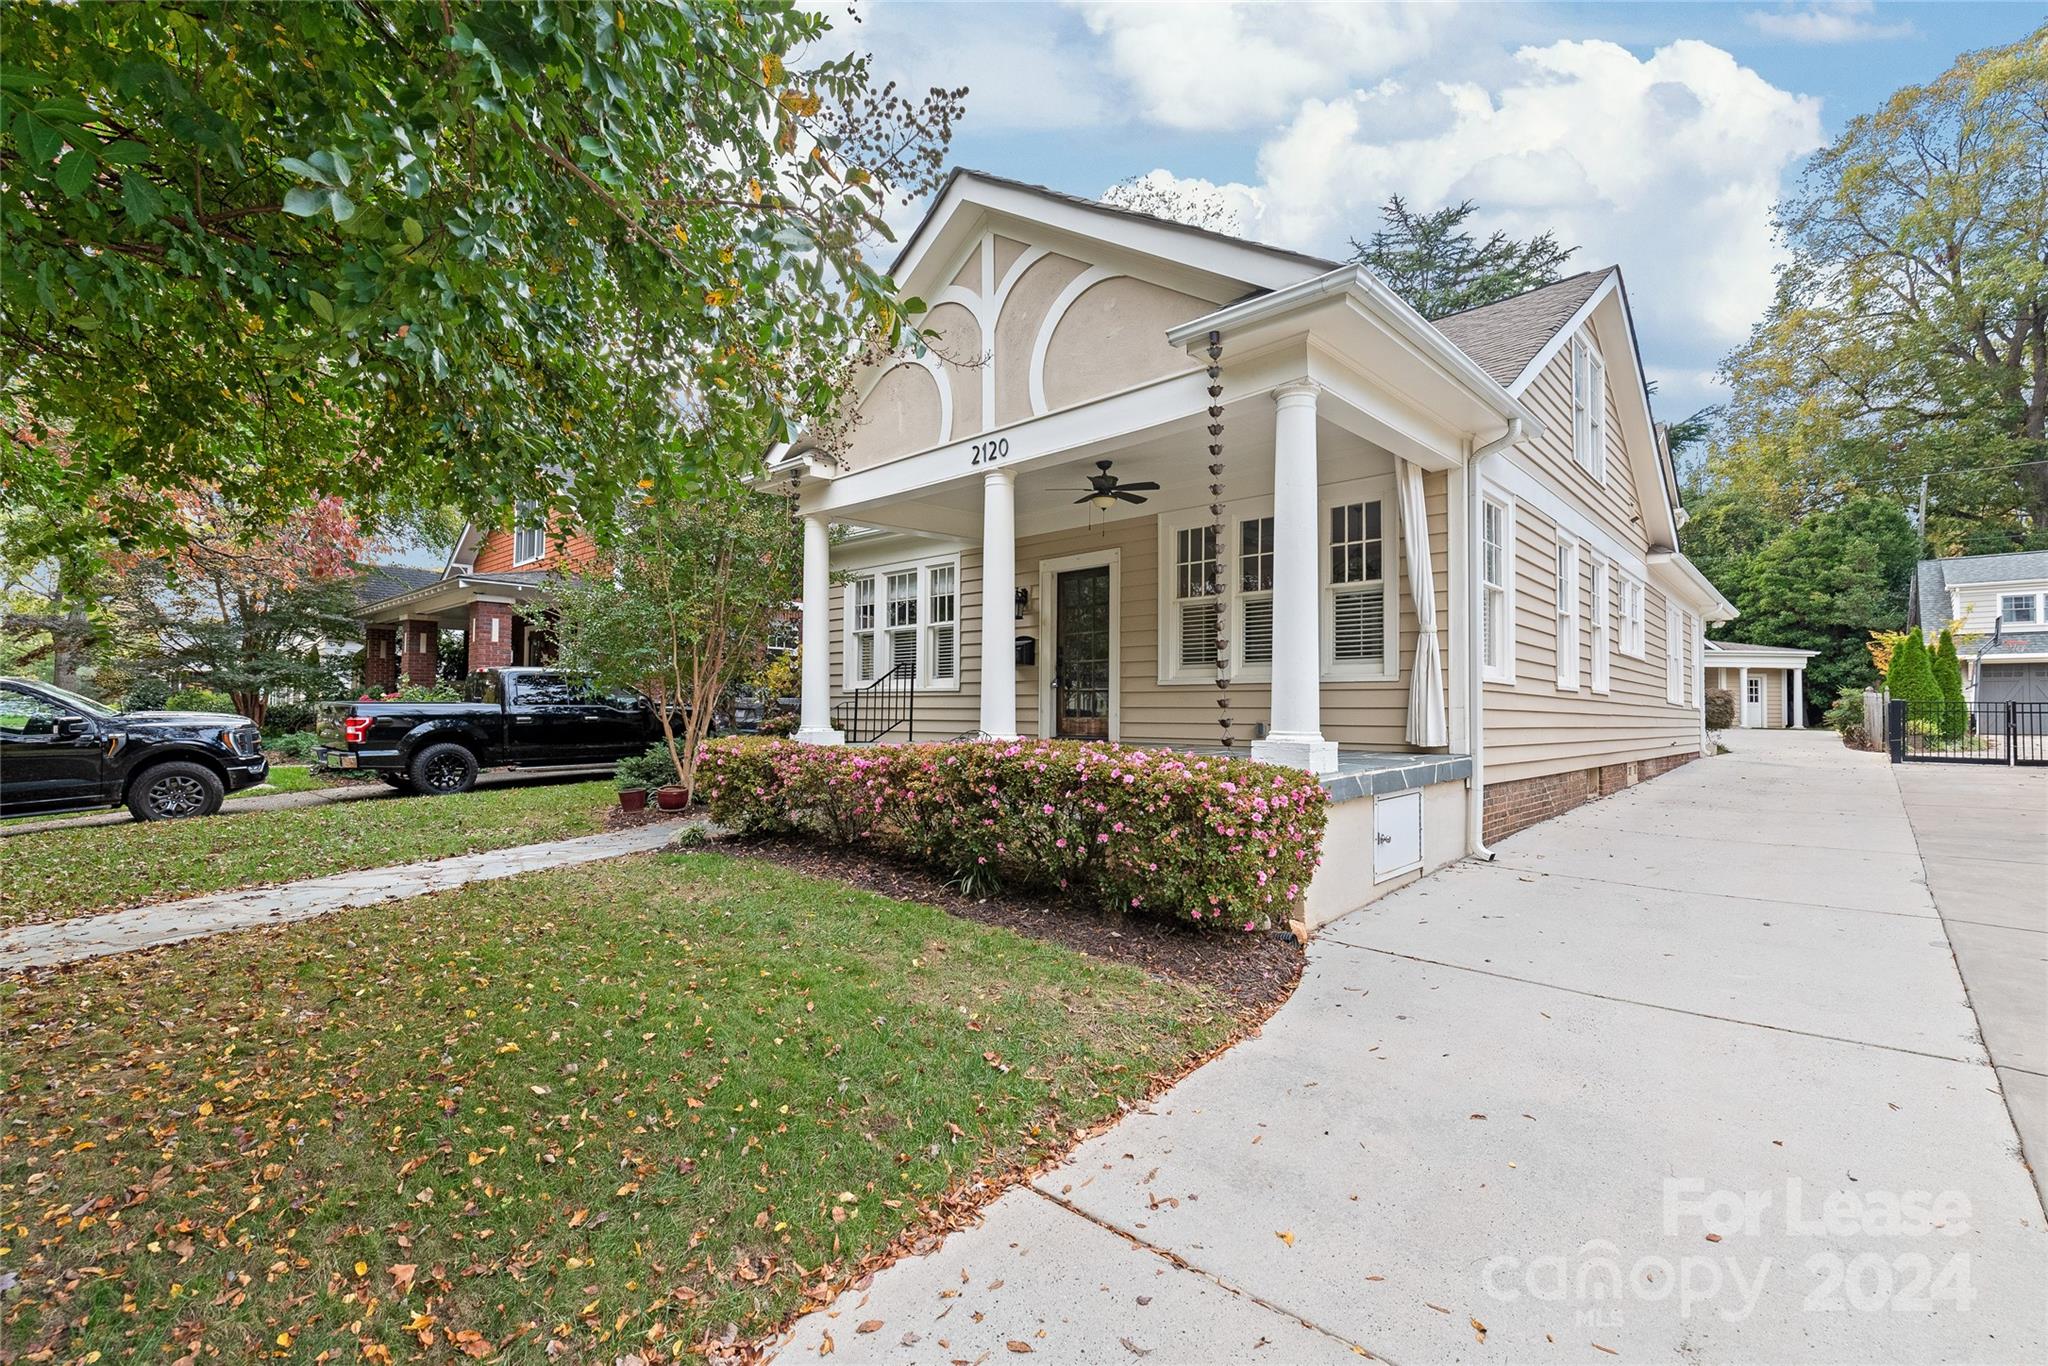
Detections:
1703,640,1817,729
772,172,1734,926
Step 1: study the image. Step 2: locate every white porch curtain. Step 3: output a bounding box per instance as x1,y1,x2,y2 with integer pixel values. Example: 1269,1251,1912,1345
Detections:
1397,458,1447,748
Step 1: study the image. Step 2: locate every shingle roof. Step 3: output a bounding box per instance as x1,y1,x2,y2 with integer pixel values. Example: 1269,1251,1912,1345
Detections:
1911,550,2048,628
1430,269,1614,388
1703,639,1815,658
352,563,445,607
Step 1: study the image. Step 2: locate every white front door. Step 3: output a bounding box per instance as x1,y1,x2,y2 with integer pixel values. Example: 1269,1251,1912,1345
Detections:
1744,674,1766,728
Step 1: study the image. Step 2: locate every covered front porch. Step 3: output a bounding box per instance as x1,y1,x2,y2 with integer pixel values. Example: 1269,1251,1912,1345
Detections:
355,573,556,690
782,284,1527,777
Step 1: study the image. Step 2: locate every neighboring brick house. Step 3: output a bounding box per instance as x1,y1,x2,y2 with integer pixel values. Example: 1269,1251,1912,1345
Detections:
354,510,600,689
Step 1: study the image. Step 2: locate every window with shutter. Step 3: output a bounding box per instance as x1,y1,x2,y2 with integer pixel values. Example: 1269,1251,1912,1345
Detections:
885,570,918,679
927,564,956,682
1237,516,1274,668
851,576,877,683
1327,500,1387,670
1172,525,1219,677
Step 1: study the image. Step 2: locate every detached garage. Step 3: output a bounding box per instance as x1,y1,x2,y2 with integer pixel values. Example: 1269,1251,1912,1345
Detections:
1977,660,2048,735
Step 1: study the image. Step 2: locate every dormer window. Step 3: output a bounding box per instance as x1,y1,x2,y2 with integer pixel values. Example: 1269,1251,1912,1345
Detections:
513,501,546,565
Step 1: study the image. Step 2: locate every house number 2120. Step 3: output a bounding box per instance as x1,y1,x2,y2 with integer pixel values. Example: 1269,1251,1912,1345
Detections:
968,437,1011,466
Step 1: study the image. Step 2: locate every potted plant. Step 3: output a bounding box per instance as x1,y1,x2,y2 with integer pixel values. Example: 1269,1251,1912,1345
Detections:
655,782,690,811
613,747,671,812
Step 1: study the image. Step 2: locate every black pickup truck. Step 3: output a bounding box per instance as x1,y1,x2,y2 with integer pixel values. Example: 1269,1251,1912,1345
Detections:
0,676,270,820
316,668,662,794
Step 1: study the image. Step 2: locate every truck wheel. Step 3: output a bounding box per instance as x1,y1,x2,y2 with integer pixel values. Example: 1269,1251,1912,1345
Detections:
127,761,225,821
378,772,414,790
408,742,478,796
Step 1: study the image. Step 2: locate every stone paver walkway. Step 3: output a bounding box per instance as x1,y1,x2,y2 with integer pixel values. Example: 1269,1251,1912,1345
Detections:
1,821,688,969
776,732,2048,1364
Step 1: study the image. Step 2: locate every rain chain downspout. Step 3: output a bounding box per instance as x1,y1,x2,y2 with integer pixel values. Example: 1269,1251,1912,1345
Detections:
1205,331,1233,748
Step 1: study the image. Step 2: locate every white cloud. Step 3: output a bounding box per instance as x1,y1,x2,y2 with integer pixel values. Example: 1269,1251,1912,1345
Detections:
1074,1,1458,130
1123,39,1823,357
1744,1,1916,44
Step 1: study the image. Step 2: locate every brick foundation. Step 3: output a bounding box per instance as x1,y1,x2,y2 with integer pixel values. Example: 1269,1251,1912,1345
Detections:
364,625,398,692
467,601,516,672
399,617,440,687
1483,750,1697,844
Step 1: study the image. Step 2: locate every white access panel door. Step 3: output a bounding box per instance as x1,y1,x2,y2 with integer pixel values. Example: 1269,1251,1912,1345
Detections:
1373,789,1424,882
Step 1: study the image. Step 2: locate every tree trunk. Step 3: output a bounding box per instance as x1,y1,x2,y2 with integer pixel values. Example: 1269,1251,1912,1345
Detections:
48,559,96,691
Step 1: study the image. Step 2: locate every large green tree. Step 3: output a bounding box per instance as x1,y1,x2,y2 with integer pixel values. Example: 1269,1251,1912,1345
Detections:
1349,196,1578,320
2,0,960,557
1730,498,1921,716
1715,25,2048,547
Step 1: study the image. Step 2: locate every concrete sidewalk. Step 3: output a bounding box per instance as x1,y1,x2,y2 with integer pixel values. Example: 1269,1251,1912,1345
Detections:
777,732,2048,1364
0,820,689,969
1893,759,2048,1208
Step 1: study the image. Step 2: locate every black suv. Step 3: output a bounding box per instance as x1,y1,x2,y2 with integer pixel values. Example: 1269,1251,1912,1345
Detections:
0,677,270,821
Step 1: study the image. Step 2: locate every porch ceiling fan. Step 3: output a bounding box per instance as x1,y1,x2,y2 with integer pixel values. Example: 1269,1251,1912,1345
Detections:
1062,460,1161,510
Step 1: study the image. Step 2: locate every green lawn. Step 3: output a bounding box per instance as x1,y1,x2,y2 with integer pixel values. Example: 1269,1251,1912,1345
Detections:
231,762,339,798
0,853,1231,1363
1,780,615,927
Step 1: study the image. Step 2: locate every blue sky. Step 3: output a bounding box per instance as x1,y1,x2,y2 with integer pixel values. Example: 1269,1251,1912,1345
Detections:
832,1,2037,423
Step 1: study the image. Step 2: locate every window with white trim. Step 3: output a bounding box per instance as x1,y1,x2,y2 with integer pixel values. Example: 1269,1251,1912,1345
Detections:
1172,525,1220,676
1480,495,1514,683
1619,575,1647,657
846,559,961,689
850,576,878,683
513,501,546,565
1327,500,1389,674
1237,516,1275,670
1589,556,1611,693
1554,534,1581,690
927,564,956,683
2000,593,2038,625
1572,335,1608,481
1664,595,1684,704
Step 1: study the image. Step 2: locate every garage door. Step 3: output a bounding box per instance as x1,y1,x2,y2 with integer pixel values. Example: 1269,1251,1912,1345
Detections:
1980,662,2048,735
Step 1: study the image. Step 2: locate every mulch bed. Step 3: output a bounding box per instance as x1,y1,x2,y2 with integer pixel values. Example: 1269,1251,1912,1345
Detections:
716,833,1305,1013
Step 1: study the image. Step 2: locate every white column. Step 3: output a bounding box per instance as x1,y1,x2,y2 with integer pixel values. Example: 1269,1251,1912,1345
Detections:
794,514,843,745
1737,665,1751,728
1792,667,1806,728
978,468,1018,739
1252,381,1338,774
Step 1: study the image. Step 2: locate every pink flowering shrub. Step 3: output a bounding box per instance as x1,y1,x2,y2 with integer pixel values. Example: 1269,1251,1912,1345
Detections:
699,737,1328,930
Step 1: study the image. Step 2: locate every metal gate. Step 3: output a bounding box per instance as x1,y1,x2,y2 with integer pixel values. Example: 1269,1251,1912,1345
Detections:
1888,698,2048,766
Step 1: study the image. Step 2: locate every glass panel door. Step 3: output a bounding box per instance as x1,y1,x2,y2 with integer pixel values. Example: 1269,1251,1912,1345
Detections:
1054,566,1112,739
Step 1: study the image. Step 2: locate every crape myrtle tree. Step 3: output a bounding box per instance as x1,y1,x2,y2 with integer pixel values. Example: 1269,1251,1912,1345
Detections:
539,477,799,806
1,1,962,558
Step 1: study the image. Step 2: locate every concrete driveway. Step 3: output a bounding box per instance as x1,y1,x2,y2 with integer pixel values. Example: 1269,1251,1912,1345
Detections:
1892,758,2048,1208
777,732,2048,1364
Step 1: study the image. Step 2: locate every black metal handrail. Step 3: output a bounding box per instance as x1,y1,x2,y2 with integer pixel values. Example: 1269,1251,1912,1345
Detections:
833,662,915,744
1888,697,2047,766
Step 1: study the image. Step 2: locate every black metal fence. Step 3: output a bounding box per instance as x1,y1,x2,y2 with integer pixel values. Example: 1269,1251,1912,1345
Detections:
833,662,915,744
1888,698,2048,766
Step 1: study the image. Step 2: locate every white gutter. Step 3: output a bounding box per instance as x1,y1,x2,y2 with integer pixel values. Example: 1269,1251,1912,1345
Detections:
1648,549,1738,623
1164,265,1541,435
1464,418,1527,860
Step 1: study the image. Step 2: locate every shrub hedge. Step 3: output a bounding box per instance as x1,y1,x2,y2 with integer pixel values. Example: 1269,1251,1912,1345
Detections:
700,737,1328,930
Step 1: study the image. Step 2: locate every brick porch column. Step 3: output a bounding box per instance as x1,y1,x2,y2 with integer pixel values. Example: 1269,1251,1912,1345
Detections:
399,617,440,687
364,624,398,692
467,601,516,672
